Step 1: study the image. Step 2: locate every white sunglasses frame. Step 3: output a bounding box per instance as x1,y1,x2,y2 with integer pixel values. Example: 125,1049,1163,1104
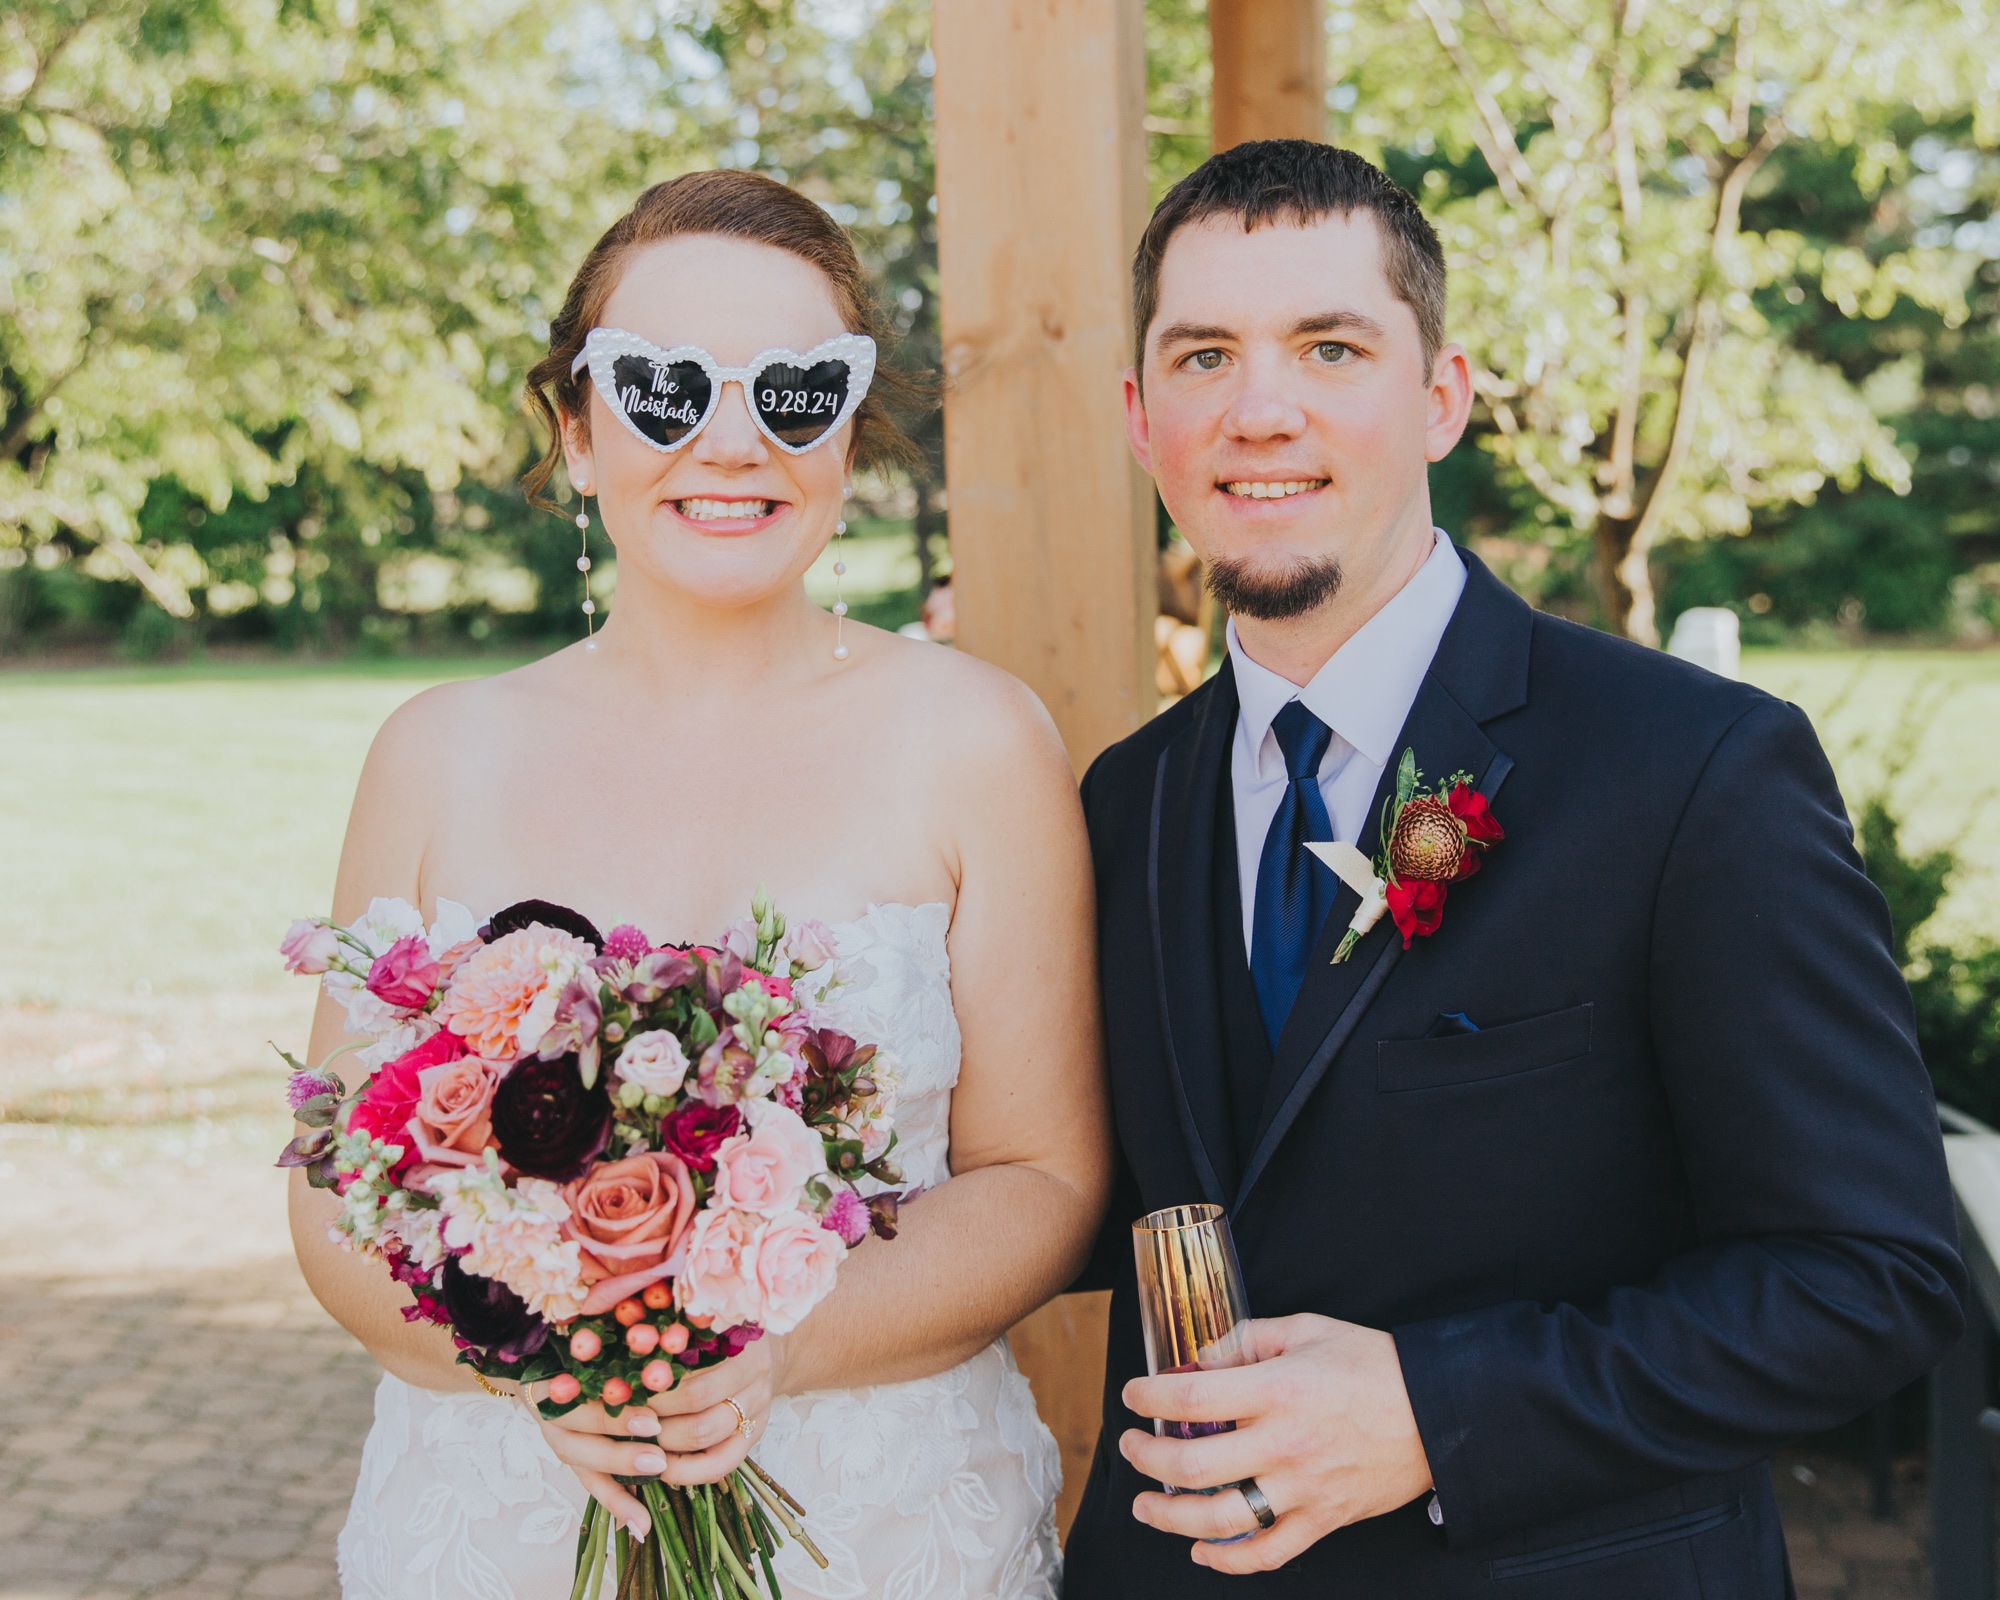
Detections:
571,328,878,457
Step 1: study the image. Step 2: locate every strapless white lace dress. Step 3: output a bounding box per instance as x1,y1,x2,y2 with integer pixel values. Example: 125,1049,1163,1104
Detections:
334,902,1063,1600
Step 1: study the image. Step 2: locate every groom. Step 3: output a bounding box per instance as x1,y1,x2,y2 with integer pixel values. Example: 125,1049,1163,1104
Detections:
1064,139,1965,1595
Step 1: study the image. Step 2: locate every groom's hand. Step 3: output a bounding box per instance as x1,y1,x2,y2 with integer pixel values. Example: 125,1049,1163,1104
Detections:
1119,1314,1433,1573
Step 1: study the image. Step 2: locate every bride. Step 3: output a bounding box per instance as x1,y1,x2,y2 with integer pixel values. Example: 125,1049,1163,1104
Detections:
291,169,1111,1600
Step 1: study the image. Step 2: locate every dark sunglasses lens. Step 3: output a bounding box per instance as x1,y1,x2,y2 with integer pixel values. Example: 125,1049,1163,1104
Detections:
607,355,711,447
753,361,851,447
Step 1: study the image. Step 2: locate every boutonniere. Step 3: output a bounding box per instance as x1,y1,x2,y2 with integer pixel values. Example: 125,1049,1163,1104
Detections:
1307,748,1505,963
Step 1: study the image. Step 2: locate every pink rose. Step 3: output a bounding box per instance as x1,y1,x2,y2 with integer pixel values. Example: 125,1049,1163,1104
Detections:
753,1211,846,1334
675,1207,767,1331
712,1102,825,1217
562,1153,699,1315
347,1031,465,1176
405,1056,501,1170
280,919,340,975
782,919,837,970
365,936,443,1010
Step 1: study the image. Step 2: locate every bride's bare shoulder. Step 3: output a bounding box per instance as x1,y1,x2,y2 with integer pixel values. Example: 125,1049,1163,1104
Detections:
859,629,1072,792
354,650,578,796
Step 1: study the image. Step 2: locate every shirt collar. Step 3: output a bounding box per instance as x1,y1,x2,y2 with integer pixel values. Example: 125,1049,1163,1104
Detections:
1227,531,1467,775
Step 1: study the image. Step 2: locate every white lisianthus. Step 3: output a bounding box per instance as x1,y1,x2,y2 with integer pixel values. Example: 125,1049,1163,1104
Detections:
614,1030,690,1097
427,898,477,959
355,1014,441,1071
433,1160,587,1323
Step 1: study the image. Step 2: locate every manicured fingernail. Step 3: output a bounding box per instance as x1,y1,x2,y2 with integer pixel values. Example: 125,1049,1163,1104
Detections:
627,1519,649,1542
635,1450,667,1473
626,1413,660,1436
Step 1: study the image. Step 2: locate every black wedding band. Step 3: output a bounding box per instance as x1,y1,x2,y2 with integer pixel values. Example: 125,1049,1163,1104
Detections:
1239,1479,1277,1531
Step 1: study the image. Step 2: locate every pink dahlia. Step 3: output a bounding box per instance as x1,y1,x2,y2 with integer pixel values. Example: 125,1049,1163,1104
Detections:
437,925,593,1060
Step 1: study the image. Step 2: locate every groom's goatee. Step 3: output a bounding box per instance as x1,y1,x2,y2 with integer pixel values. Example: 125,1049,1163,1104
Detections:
1205,553,1344,620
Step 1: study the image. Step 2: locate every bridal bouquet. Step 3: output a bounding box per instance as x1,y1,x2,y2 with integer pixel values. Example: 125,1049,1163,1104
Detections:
276,891,902,1600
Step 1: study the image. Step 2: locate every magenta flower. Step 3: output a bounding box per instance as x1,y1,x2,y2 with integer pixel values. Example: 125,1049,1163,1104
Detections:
286,1072,342,1112
365,936,443,1011
603,925,651,963
822,1189,870,1246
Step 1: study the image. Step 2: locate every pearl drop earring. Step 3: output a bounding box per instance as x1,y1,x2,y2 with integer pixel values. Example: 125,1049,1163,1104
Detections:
831,482,853,661
575,496,597,651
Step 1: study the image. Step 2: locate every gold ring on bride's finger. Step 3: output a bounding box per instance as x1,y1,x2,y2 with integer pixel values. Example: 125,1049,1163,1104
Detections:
724,1397,753,1439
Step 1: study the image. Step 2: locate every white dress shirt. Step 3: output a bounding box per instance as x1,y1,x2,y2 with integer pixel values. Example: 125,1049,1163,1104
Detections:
1229,531,1468,954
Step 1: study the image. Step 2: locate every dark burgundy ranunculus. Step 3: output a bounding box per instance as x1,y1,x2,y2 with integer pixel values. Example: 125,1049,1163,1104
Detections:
489,1053,612,1181
478,899,605,951
440,1255,549,1360
659,1102,741,1172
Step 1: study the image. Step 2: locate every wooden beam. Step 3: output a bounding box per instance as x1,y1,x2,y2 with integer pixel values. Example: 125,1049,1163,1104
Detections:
1211,0,1327,149
932,0,1155,773
931,0,1148,1537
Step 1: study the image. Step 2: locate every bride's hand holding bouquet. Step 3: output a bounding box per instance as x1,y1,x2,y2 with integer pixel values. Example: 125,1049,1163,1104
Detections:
279,889,901,1600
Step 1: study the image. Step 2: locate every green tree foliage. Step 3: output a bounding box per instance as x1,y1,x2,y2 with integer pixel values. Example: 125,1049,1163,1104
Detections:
1,0,668,616
1657,123,2000,640
1324,0,1998,641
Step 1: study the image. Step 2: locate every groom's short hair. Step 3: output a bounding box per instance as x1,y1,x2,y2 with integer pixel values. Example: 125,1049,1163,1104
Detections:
1133,140,1447,375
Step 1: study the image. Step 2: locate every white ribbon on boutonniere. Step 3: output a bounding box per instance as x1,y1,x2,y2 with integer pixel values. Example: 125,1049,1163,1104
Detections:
1305,841,1389,965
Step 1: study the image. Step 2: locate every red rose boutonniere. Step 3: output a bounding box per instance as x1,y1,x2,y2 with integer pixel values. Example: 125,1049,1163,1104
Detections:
1307,749,1504,963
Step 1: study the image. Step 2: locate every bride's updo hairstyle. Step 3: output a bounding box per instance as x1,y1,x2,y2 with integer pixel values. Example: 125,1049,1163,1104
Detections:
523,170,920,509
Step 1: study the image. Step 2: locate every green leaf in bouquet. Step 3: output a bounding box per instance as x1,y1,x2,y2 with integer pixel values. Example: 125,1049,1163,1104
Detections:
294,1093,341,1128
823,1137,866,1176
688,1008,719,1050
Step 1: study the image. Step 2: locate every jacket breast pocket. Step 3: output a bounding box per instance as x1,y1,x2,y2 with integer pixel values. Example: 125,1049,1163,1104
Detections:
1376,1003,1594,1093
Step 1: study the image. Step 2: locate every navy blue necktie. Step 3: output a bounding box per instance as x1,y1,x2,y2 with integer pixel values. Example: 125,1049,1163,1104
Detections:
1250,702,1337,1048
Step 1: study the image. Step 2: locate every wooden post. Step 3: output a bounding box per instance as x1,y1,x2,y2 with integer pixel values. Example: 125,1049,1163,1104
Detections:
1210,0,1327,149
931,0,1150,1538
932,0,1155,772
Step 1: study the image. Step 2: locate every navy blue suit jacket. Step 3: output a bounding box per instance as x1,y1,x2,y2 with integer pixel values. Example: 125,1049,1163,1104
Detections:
1064,552,1965,1597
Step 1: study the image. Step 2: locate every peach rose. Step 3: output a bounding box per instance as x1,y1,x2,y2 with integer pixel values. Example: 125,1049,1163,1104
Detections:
563,1152,698,1316
674,1207,767,1331
711,1101,826,1218
753,1210,846,1334
406,1057,500,1171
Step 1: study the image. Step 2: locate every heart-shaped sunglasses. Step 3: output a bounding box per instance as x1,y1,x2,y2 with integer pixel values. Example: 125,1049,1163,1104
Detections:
570,328,877,456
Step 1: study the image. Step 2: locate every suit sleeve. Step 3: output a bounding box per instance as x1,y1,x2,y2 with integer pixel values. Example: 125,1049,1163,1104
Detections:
1393,698,1966,1546
1068,744,1142,1295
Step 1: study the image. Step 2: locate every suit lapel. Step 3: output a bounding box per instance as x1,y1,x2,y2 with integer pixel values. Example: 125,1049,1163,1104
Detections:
1234,552,1533,1211
1146,661,1240,1206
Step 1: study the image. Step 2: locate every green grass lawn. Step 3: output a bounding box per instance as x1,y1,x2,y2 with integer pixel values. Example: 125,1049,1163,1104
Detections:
1,643,1994,1137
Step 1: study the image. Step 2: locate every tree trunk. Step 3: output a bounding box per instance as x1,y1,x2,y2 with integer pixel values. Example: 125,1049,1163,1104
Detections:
1592,509,1659,646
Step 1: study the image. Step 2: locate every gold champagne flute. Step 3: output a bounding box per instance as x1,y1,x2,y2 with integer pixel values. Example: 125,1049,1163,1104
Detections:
1132,1203,1255,1543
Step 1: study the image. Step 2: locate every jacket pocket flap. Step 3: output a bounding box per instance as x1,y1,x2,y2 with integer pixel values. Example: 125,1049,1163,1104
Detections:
1376,1003,1594,1092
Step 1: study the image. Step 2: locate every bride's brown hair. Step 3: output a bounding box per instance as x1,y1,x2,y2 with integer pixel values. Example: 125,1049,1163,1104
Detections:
524,170,923,509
